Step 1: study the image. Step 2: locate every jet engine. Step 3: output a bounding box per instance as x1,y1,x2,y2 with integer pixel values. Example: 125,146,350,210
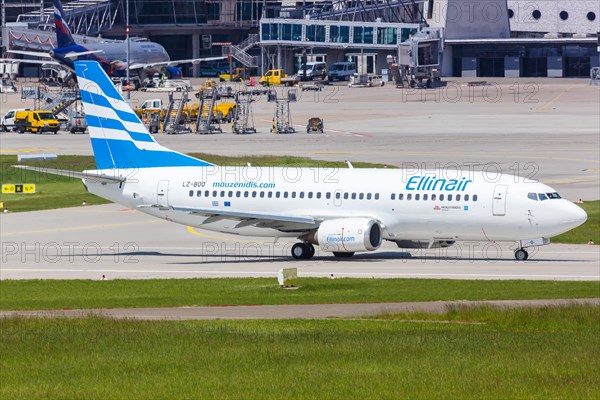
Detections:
311,218,382,253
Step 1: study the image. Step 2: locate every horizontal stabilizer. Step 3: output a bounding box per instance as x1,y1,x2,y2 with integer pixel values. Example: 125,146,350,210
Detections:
12,165,126,183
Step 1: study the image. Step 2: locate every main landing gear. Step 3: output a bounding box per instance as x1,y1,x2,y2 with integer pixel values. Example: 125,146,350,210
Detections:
514,248,529,261
291,242,315,260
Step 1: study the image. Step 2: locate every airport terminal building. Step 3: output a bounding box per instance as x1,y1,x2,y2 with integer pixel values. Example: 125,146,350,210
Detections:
2,0,599,77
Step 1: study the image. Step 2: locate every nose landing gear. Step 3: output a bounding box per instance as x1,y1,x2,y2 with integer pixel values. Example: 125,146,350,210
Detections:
291,242,315,260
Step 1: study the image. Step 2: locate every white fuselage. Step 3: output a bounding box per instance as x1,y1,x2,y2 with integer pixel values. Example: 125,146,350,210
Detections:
83,166,586,244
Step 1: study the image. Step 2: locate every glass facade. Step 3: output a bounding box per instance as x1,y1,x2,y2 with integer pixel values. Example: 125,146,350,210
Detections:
330,26,350,43
353,27,373,44
306,25,326,42
377,27,397,45
126,0,261,26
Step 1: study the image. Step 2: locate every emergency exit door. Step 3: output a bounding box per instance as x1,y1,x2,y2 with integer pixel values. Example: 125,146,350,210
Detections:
492,184,508,216
156,180,169,207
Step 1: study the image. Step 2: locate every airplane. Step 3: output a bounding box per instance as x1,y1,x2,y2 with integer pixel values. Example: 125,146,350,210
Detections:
6,0,224,80
15,61,588,261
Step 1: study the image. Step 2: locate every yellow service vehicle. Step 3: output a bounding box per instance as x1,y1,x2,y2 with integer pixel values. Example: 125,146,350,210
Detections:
189,102,236,123
219,68,249,82
14,110,59,134
259,69,299,86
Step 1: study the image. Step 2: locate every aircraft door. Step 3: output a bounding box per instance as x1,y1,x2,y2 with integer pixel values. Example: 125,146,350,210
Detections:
156,180,169,207
492,184,508,216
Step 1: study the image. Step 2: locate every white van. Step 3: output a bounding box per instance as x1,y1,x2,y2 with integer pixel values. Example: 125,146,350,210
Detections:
328,62,357,81
297,62,327,80
1,109,27,132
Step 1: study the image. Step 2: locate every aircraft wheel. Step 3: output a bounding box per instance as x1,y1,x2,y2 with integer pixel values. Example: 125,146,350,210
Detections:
333,252,355,258
307,243,315,259
291,242,309,260
515,249,528,261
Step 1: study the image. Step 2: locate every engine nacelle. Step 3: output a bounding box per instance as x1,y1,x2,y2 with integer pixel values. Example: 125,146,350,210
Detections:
314,218,382,253
395,240,455,249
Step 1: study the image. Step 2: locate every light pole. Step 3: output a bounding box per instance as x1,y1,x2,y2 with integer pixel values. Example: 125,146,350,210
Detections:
126,0,130,100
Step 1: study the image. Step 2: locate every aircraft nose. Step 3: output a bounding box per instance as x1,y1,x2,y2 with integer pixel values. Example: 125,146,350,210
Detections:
566,202,587,226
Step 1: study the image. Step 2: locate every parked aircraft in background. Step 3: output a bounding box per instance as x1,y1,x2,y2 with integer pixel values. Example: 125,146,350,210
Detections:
7,0,223,79
16,61,588,261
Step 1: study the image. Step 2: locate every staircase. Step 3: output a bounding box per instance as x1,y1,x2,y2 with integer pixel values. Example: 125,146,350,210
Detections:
40,88,79,118
223,34,259,67
162,91,190,134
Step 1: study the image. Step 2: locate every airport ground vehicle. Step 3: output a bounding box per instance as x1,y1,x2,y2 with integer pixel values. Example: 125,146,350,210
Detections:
66,113,87,134
306,117,324,133
259,69,299,86
14,110,60,134
219,68,249,82
328,62,356,81
0,79,17,93
189,102,236,123
1,109,26,131
142,78,191,92
198,67,220,77
297,62,327,80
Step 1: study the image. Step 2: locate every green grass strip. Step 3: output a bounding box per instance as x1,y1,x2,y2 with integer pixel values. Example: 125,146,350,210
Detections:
0,278,598,311
1,304,598,399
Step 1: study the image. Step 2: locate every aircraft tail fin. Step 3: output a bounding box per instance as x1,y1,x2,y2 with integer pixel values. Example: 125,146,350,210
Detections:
74,61,214,170
53,0,76,48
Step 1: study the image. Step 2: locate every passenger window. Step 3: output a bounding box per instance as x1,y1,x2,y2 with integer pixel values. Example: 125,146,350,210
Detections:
316,192,321,199
439,194,444,201
292,192,296,198
219,191,224,197
456,194,461,201
343,193,349,200
447,194,452,201
228,191,233,197
359,193,364,200
284,192,289,198
268,192,273,198
326,193,331,199
244,191,249,198
252,191,257,198
260,192,265,198
276,192,281,198
423,194,428,201
335,192,341,199
415,194,420,201
205,190,210,197
197,190,201,197
432,194,436,201
189,190,193,197
236,191,241,197
308,192,313,199
351,193,356,200
213,191,217,197
367,193,372,200
375,193,380,200
399,193,404,200
391,193,396,200
464,194,469,201
407,193,412,200
527,193,538,201
538,193,548,201
473,194,478,201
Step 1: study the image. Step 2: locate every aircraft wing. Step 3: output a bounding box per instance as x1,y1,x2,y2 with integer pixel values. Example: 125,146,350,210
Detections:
7,50,53,59
158,205,320,232
129,56,226,70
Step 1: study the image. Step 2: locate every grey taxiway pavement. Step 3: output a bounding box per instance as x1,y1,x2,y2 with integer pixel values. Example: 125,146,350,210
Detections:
1,204,598,281
1,299,598,320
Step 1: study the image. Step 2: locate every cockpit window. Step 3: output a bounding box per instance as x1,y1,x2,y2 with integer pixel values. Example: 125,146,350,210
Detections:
547,192,561,199
527,193,538,201
538,193,548,201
